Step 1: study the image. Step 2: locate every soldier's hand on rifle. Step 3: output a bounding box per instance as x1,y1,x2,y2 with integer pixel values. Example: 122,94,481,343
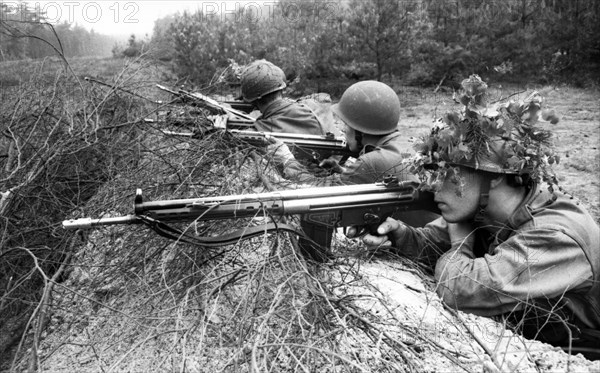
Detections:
305,162,335,177
211,114,228,129
266,137,295,166
347,217,409,249
318,158,345,174
282,160,312,181
266,137,313,182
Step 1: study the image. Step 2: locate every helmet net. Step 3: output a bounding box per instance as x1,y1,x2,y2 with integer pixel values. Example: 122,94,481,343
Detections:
240,60,287,102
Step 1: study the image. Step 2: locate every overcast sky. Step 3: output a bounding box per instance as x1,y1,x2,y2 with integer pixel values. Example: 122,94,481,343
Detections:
18,1,264,37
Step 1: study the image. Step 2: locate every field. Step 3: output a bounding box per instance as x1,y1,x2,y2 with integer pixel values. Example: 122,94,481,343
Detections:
0,57,599,372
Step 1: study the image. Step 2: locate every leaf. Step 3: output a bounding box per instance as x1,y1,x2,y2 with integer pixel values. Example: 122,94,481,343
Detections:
496,118,505,129
457,141,469,152
507,102,522,116
482,102,501,118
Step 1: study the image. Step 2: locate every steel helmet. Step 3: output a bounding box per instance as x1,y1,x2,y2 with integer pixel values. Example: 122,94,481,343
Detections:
240,60,287,102
410,75,559,190
332,80,400,135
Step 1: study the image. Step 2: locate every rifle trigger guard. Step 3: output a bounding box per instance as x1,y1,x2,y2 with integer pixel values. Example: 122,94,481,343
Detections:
363,213,381,225
353,226,373,239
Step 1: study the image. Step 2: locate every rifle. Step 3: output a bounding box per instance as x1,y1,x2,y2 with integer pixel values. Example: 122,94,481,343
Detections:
154,85,350,160
156,84,255,123
161,129,359,159
221,101,254,113
62,180,440,261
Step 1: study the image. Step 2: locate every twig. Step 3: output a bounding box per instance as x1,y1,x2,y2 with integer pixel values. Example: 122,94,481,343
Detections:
107,329,187,373
256,343,369,372
336,301,420,372
443,304,503,371
490,90,527,104
28,251,73,372
433,74,447,93
84,76,162,104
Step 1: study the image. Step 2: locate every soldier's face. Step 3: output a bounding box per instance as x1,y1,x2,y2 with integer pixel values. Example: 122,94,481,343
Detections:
343,124,360,152
433,167,483,223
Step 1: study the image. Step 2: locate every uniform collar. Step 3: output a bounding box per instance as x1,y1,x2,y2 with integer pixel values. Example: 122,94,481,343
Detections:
259,99,294,119
495,184,538,242
360,131,400,155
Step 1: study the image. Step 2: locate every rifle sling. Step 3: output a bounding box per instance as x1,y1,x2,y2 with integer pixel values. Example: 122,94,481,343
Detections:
139,216,304,248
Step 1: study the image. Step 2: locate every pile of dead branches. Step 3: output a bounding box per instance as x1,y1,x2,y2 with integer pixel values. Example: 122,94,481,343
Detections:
0,60,162,369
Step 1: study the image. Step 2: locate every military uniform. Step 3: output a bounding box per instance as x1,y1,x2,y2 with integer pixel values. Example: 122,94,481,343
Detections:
254,99,326,135
256,99,338,164
396,185,600,351
283,131,415,185
338,131,413,185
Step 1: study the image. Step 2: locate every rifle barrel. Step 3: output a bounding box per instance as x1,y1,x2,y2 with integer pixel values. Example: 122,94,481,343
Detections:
136,182,417,211
160,129,355,156
62,215,141,229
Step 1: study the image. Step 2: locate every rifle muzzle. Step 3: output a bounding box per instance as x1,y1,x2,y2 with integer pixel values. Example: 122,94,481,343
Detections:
63,218,94,229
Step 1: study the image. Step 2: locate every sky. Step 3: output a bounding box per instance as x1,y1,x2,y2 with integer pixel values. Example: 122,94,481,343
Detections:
12,1,268,37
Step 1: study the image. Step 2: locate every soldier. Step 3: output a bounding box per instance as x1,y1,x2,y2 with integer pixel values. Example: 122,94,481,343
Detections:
322,80,415,185
240,59,338,166
356,76,600,359
277,80,438,227
274,80,416,183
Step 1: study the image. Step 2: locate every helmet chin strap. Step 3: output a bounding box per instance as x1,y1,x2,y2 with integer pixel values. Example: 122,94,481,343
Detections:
354,130,364,151
474,176,492,223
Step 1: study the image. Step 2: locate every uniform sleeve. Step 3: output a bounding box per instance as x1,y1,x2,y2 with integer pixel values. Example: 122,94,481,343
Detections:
394,217,452,266
434,228,594,317
339,157,382,184
253,118,278,133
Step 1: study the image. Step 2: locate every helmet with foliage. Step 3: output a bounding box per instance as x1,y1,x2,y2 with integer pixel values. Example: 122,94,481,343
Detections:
409,75,560,191
332,80,400,135
240,60,287,102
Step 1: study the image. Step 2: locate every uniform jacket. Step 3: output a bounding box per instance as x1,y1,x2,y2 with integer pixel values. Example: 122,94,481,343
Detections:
339,131,414,185
255,99,336,163
255,99,326,135
397,185,600,346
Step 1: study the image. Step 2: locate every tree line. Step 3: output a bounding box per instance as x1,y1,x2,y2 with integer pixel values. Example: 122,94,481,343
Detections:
0,2,116,60
149,0,599,88
1,0,598,88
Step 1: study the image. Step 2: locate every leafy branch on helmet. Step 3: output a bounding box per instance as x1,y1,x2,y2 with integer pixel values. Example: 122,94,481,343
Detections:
409,75,560,193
